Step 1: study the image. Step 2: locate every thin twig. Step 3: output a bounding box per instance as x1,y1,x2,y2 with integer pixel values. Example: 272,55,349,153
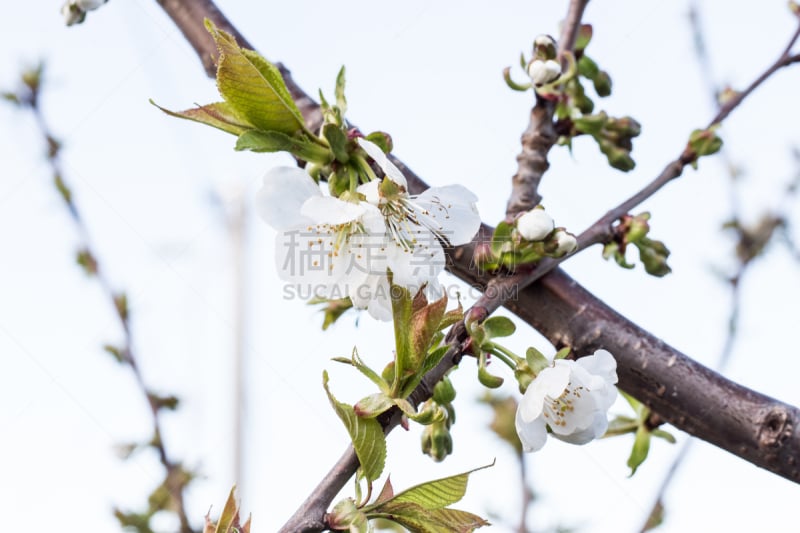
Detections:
506,12,800,294
638,9,800,529
6,70,196,533
504,0,590,218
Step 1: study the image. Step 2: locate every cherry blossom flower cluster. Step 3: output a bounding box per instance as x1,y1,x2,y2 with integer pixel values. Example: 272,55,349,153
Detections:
257,138,481,320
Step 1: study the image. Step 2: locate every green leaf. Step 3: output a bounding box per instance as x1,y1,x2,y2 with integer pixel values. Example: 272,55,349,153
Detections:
399,344,451,398
354,392,395,418
370,503,490,533
627,425,652,476
234,130,332,163
652,428,677,444
603,415,639,437
364,131,393,154
206,486,250,533
553,347,571,360
323,372,387,482
206,20,308,136
482,316,515,339
335,65,347,115
620,390,646,417
350,348,392,395
367,463,492,516
409,295,448,367
525,347,549,374
490,222,514,257
574,23,593,51
391,284,416,389
150,100,252,136
323,123,350,163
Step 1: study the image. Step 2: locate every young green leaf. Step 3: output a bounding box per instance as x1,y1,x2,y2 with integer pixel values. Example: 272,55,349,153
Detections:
373,463,493,511
335,65,347,115
322,123,350,163
234,130,332,163
370,503,490,533
482,316,515,339
354,392,395,418
205,20,309,136
628,425,652,476
323,372,387,482
150,100,252,136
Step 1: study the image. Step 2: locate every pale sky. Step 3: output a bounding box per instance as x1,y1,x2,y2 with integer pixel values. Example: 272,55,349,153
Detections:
1,1,799,532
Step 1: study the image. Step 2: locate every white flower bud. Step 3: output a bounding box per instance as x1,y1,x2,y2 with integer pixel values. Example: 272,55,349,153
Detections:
534,35,557,50
517,209,554,241
61,3,84,25
554,229,578,255
528,59,562,86
61,0,107,26
77,0,107,8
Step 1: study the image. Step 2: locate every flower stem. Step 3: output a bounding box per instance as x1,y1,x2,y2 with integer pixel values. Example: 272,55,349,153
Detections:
354,154,379,183
487,343,522,370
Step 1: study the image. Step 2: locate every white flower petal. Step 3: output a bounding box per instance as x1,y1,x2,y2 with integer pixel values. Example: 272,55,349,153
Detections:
577,349,619,385
515,405,549,452
77,0,106,9
346,272,392,321
552,411,609,445
386,237,445,291
357,180,381,206
357,138,408,188
301,196,366,225
273,228,350,292
414,185,481,245
365,275,393,321
257,167,321,230
519,364,569,422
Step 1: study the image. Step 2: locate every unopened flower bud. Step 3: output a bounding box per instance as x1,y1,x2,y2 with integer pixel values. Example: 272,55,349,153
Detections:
625,213,650,243
528,59,562,86
61,3,84,25
516,208,554,241
433,377,456,404
593,70,612,96
553,229,578,255
533,35,557,60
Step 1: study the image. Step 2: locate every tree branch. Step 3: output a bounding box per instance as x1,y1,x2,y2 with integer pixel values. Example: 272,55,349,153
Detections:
4,66,196,533
504,0,590,218
150,0,800,529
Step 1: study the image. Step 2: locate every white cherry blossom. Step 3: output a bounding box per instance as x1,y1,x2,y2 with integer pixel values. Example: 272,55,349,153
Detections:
257,141,481,320
515,349,618,452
